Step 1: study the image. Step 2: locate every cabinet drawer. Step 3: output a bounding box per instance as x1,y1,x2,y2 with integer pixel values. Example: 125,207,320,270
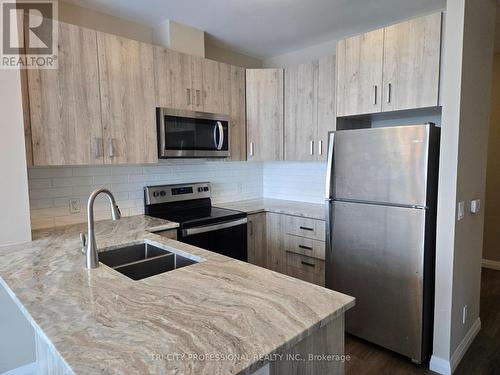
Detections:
285,234,325,260
284,215,325,241
286,251,325,286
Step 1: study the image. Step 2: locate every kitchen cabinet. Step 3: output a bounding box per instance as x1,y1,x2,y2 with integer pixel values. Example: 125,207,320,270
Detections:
284,56,336,161
201,58,224,113
246,69,284,161
316,55,337,160
223,64,247,161
247,213,267,267
97,32,157,164
336,28,384,117
286,251,325,287
27,21,103,166
265,212,287,273
336,12,442,117
154,47,195,111
382,12,442,112
285,61,318,161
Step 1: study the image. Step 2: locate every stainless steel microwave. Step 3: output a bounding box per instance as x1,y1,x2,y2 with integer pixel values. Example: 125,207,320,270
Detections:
157,108,230,158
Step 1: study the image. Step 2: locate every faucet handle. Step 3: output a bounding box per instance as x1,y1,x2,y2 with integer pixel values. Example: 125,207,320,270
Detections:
79,233,87,254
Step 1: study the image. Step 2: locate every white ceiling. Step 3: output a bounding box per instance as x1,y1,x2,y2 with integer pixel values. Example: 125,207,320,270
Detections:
65,0,446,59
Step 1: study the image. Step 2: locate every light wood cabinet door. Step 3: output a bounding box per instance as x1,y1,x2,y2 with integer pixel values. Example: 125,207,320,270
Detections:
27,21,103,166
154,47,193,110
247,213,267,267
316,55,336,161
201,58,223,113
382,13,442,112
98,32,157,164
224,65,247,161
190,56,204,111
266,212,286,273
284,61,318,161
336,28,384,117
246,69,284,161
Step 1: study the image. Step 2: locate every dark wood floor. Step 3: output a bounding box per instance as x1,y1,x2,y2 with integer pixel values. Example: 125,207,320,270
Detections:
344,268,500,375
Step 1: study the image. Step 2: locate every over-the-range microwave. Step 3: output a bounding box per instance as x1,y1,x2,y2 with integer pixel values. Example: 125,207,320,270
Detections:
157,108,230,158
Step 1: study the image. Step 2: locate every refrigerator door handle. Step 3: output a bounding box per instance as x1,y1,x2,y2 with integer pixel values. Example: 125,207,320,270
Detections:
325,132,335,200
324,200,334,289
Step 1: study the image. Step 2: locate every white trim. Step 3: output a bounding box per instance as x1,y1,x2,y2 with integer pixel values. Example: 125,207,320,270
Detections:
430,317,481,375
450,317,481,373
0,362,36,375
481,258,500,270
429,355,451,375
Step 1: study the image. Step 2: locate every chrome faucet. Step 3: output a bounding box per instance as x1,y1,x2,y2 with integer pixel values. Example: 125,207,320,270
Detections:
82,188,121,269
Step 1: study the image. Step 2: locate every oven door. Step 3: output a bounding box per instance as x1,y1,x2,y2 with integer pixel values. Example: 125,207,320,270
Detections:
158,108,230,158
179,218,247,261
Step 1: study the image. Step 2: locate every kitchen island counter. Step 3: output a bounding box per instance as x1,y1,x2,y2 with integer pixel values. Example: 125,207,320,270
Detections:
0,215,353,374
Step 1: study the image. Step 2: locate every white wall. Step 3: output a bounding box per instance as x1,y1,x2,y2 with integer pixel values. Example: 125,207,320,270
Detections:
431,0,497,373
28,162,262,230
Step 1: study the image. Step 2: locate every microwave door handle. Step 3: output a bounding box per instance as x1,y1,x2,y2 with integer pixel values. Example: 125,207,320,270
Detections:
213,123,219,149
217,121,224,150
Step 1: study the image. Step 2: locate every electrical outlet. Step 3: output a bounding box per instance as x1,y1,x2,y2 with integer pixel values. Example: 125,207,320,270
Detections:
457,201,465,221
69,199,81,214
462,305,468,325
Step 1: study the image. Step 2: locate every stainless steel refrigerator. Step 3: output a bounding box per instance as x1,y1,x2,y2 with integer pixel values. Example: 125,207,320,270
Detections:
325,124,440,363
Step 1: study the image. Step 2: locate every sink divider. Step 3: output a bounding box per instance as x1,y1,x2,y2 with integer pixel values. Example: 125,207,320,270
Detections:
113,252,174,270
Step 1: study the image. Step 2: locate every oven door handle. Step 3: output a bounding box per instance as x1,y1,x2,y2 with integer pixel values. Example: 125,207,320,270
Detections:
182,218,247,237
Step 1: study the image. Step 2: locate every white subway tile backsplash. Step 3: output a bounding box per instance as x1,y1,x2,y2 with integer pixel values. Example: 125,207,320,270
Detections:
28,161,325,230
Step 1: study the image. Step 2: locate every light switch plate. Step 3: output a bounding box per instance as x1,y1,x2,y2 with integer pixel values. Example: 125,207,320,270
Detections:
457,201,465,221
470,199,481,214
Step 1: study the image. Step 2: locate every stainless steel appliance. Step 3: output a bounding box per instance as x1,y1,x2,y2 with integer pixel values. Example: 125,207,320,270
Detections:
325,124,440,363
144,183,247,261
157,108,230,158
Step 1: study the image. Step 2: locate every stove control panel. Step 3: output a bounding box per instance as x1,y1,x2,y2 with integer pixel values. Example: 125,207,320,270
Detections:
144,183,211,205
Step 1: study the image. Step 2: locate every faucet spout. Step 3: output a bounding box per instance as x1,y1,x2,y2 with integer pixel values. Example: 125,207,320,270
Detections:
86,188,121,269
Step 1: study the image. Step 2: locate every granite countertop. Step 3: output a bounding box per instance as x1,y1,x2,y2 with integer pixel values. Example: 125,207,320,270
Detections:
0,215,354,374
215,198,325,220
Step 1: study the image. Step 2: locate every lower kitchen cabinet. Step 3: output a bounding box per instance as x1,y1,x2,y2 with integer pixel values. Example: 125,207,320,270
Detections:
247,213,267,267
247,211,326,286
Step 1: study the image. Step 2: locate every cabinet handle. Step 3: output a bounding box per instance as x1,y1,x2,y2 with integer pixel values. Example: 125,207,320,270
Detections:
386,83,392,103
196,90,201,106
310,140,314,155
301,261,316,268
186,88,191,106
249,221,254,236
94,137,102,158
318,140,323,156
299,226,314,231
299,245,313,251
249,142,254,157
108,138,114,158
373,85,378,105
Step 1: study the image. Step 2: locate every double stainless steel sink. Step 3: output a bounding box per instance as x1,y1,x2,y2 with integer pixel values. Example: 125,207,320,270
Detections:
99,242,198,280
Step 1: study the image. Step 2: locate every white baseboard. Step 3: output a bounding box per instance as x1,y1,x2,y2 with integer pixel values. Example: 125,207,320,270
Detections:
450,318,481,373
430,317,481,375
482,258,500,270
0,362,36,375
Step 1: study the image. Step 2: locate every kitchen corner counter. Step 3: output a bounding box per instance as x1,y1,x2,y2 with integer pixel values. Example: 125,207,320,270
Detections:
0,215,353,374
215,198,325,220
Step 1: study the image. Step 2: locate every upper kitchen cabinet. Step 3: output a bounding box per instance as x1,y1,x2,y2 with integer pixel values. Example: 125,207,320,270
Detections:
154,47,195,111
222,64,247,161
336,28,384,117
316,55,337,160
285,55,336,161
246,69,284,161
200,58,224,113
27,21,103,166
382,13,442,112
98,32,157,164
285,61,318,161
336,12,442,117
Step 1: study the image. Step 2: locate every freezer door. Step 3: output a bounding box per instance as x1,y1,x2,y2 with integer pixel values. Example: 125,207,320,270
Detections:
332,124,430,206
326,200,426,361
